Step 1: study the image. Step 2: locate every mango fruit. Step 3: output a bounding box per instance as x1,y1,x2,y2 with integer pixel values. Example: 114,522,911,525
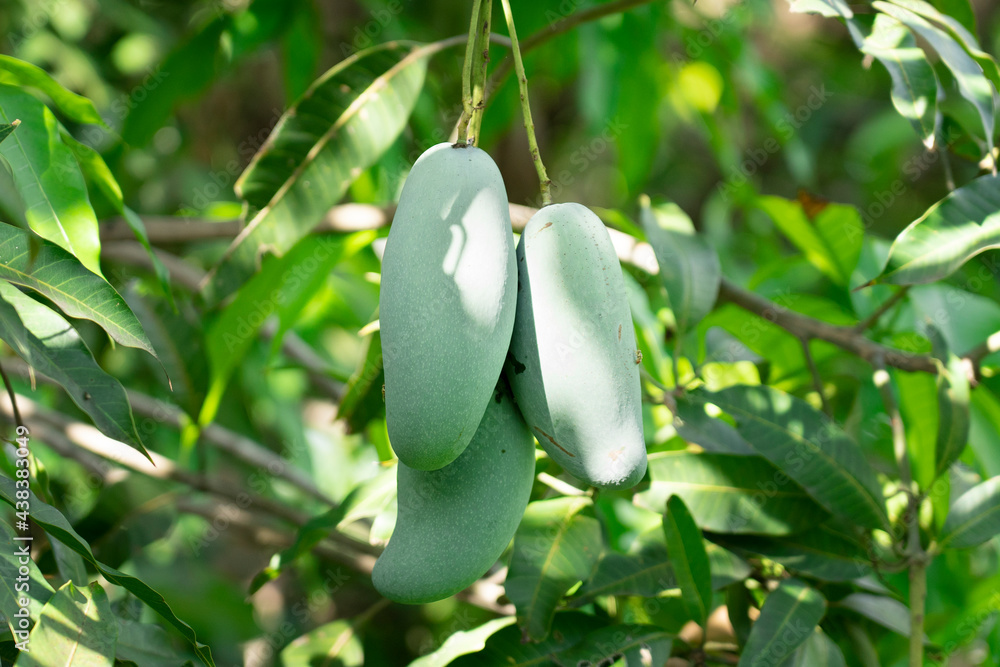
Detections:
505,203,647,488
372,380,535,604
379,142,516,470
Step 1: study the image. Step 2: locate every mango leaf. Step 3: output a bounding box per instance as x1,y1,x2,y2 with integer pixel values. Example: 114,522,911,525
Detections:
874,174,1000,286
639,199,720,333
894,367,939,490
200,231,373,426
781,628,846,667
0,476,215,666
450,612,604,667
836,593,914,638
738,579,826,667
59,129,172,302
713,524,873,581
208,42,430,299
873,1,995,153
707,542,753,588
116,617,192,667
0,85,101,275
554,625,673,667
851,14,938,143
662,496,712,627
0,119,18,145
931,331,970,478
939,476,1000,548
673,393,756,456
506,497,603,641
788,0,853,17
336,328,385,434
409,618,515,667
727,584,754,649
0,282,149,458
0,55,106,126
634,451,830,535
281,620,362,667
0,221,156,357
690,385,888,530
0,520,53,631
570,541,675,605
756,196,863,287
17,582,117,667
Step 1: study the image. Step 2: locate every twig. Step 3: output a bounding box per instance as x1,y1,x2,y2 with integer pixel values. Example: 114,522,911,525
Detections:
801,337,831,416
963,329,1000,366
468,0,493,144
455,0,483,143
872,357,911,493
500,0,551,205
854,286,910,333
0,361,23,431
537,472,587,496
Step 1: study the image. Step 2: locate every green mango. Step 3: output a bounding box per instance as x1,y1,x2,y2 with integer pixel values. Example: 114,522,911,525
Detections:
380,142,516,470
506,203,647,488
372,381,535,604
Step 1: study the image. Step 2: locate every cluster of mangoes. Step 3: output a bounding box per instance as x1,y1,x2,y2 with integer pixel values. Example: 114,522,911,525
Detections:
372,142,647,604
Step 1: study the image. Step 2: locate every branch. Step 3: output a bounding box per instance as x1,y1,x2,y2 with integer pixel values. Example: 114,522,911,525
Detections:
854,286,910,333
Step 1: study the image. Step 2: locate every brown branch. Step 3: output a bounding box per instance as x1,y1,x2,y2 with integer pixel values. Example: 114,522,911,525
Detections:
854,286,910,333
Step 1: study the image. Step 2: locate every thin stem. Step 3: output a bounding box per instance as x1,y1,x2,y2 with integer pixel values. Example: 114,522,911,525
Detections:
909,557,927,667
456,0,483,144
801,337,831,416
854,286,910,333
499,0,552,205
872,356,912,492
0,361,23,431
468,0,493,144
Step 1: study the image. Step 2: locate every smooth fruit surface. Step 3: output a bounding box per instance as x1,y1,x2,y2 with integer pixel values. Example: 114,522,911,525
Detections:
506,203,646,488
379,142,516,470
372,382,535,604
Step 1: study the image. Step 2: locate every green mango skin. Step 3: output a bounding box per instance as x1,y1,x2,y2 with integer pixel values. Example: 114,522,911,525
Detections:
506,203,647,488
380,142,516,471
372,382,535,604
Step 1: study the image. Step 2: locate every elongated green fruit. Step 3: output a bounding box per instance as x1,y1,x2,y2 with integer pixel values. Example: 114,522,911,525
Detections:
372,381,535,604
380,142,516,470
506,203,646,488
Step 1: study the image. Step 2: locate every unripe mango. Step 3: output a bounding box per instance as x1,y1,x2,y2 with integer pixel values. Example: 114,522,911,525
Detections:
380,143,516,470
505,203,647,488
372,381,535,604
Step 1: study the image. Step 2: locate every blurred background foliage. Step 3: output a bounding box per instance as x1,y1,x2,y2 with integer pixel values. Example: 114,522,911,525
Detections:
1,0,1000,665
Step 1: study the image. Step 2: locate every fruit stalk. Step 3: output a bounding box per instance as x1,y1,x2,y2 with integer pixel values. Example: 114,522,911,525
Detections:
456,0,483,144
468,0,493,144
500,0,552,205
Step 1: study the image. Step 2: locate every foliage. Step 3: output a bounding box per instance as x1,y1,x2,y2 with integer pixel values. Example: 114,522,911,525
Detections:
0,0,999,665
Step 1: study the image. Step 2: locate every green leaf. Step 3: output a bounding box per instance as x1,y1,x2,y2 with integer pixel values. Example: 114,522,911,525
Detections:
673,394,756,456
691,385,888,530
662,495,713,627
200,231,373,426
639,199,720,333
0,55,106,126
727,584,754,649
0,520,53,633
248,469,393,594
450,612,604,667
781,628,846,667
0,282,148,458
0,221,156,358
873,1,996,154
714,524,873,581
939,476,1000,548
850,14,938,143
208,43,429,299
788,0,854,17
506,497,603,641
874,174,1000,286
634,451,830,535
281,620,362,667
17,582,117,667
756,196,863,287
0,119,18,145
0,476,215,666
835,593,914,637
554,624,673,667
571,541,675,604
931,332,970,478
738,579,826,667
59,130,172,302
115,618,189,667
409,618,515,667
336,328,385,434
894,368,939,490
0,85,102,275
